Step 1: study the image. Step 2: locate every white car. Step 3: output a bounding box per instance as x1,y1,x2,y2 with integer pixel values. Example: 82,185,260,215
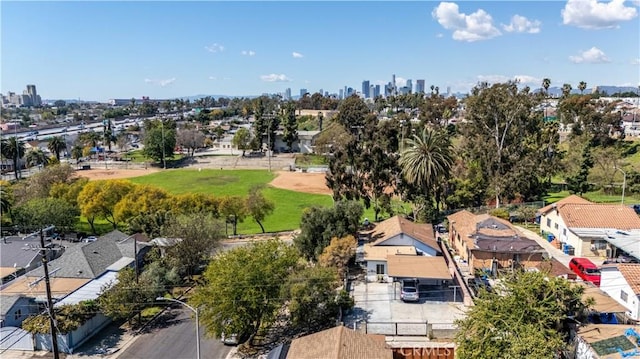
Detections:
84,236,98,242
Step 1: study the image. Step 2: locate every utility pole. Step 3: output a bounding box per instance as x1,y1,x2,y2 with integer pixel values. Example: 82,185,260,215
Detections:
40,228,60,359
161,119,166,170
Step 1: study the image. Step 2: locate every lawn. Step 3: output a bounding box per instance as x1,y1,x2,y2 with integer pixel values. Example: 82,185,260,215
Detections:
544,190,637,204
129,169,334,233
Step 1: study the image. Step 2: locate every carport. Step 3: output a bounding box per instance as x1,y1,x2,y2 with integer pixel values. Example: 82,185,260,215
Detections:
387,255,455,301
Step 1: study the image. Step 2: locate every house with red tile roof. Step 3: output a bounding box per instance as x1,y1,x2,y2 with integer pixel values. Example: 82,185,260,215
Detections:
538,196,640,257
600,263,640,321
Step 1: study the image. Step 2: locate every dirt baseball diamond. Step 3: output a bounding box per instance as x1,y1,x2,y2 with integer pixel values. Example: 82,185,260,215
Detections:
268,171,332,195
74,168,332,195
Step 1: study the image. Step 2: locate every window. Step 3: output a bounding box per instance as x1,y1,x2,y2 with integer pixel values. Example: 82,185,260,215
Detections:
555,223,559,230
376,264,385,275
621,290,629,302
563,228,567,236
591,240,607,250
14,309,21,321
546,218,551,227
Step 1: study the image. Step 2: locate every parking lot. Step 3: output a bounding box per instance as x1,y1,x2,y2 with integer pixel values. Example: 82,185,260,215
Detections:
347,281,467,336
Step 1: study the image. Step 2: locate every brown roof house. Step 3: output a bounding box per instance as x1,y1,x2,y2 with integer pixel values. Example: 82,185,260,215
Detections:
361,216,448,284
538,195,640,258
447,210,546,274
600,264,640,321
267,325,392,359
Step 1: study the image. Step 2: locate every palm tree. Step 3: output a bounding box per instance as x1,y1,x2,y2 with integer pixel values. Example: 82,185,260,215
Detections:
578,81,587,95
399,128,454,210
0,137,25,180
542,78,551,96
47,136,67,161
25,148,49,169
562,83,573,98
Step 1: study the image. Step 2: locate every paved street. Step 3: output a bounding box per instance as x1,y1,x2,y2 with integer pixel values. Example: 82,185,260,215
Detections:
116,307,231,359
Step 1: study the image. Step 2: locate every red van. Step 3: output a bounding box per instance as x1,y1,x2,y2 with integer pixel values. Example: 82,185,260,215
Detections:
569,257,601,286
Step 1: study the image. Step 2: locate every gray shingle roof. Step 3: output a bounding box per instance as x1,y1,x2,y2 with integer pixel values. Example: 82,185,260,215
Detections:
0,237,42,269
28,230,147,279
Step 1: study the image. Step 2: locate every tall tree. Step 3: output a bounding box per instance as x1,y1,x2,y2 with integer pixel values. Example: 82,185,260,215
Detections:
219,195,248,236
245,185,275,233
281,101,298,151
542,78,551,96
12,197,78,232
566,144,594,195
460,81,550,207
142,119,177,165
561,83,573,97
1,137,25,180
399,127,454,211
191,240,299,345
232,128,251,156
176,128,206,157
25,148,49,169
455,271,590,359
77,179,134,231
318,235,357,279
578,81,587,95
47,136,67,161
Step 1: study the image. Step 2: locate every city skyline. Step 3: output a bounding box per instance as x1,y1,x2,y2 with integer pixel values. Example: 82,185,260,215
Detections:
2,1,639,102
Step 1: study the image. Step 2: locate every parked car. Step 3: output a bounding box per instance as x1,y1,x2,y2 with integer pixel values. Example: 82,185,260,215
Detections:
400,286,419,302
84,236,98,243
467,277,492,296
569,257,601,286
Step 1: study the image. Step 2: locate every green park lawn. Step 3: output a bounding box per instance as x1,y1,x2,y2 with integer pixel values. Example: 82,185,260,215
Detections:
128,169,334,234
544,190,638,204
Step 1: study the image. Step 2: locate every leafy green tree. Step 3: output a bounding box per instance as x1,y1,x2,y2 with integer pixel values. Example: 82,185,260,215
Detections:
49,177,89,209
281,101,298,151
283,266,341,331
12,164,76,205
191,240,298,345
219,196,248,236
12,197,78,232
162,212,225,276
460,81,550,207
142,119,177,165
99,267,160,326
0,183,12,216
78,179,134,231
232,128,251,156
295,201,363,260
318,235,357,279
113,184,171,222
23,300,99,334
578,81,587,95
455,271,590,359
1,137,25,180
47,136,67,161
245,185,275,233
566,145,594,195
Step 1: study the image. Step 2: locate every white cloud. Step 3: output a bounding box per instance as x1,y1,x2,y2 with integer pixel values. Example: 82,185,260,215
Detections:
631,58,640,65
204,43,225,53
208,76,217,80
260,74,291,82
432,2,501,42
562,0,638,29
569,47,611,63
502,14,541,33
144,78,176,87
395,77,407,87
436,33,444,38
241,50,256,56
292,51,304,58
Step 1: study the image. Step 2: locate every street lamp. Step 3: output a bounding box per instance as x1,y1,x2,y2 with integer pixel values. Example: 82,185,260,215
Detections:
156,297,200,359
614,167,627,205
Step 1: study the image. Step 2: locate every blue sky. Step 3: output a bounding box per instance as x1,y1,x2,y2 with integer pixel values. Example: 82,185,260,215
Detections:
2,1,639,101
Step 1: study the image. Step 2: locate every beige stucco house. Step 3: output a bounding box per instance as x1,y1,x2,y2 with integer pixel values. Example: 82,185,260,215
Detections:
538,195,640,258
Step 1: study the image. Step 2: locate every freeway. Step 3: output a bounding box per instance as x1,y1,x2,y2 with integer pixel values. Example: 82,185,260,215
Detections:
117,307,231,359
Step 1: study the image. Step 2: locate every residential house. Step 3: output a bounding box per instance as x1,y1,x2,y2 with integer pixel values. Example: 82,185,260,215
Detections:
538,195,640,257
535,257,577,280
26,230,149,280
600,264,640,321
0,236,63,286
447,211,546,273
361,216,441,282
574,324,640,359
0,295,34,328
267,325,393,359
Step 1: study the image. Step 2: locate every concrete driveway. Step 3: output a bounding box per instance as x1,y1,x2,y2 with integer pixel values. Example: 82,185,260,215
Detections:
349,281,466,336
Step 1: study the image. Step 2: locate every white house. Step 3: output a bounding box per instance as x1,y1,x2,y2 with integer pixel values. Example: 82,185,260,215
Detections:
538,195,640,257
362,216,441,282
600,264,640,321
